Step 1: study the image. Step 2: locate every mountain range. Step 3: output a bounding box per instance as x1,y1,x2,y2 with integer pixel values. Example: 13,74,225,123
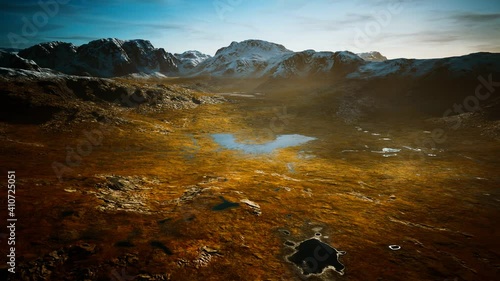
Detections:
2,38,499,82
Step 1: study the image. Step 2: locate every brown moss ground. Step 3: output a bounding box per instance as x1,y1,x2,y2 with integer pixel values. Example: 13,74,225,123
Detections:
0,80,499,280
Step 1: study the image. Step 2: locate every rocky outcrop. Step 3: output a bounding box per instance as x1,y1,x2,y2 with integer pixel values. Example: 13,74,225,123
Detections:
0,51,41,71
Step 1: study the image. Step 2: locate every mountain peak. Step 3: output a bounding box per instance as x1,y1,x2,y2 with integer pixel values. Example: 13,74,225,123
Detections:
174,50,211,72
18,41,77,70
215,39,292,58
357,51,387,62
335,51,364,63
18,38,179,77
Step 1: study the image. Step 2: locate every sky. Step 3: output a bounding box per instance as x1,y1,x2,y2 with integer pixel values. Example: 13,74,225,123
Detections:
1,0,500,59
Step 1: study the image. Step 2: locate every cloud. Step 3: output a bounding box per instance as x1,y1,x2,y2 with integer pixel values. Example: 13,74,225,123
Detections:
451,12,500,23
43,35,101,42
80,0,185,4
295,13,374,32
429,11,500,29
353,0,418,9
137,22,191,31
470,43,500,53
1,1,79,16
0,23,66,34
378,31,460,44
69,13,190,31
415,33,459,43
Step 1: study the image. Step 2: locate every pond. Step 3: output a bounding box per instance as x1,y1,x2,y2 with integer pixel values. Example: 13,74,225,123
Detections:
211,133,317,154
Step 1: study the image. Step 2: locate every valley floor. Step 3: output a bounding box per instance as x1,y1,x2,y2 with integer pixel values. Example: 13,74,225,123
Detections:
1,81,499,281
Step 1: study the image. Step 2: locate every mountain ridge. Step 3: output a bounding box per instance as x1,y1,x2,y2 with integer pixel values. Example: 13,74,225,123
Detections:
6,38,500,81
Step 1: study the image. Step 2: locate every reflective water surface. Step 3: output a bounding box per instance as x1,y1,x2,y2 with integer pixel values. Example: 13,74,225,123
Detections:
211,133,316,154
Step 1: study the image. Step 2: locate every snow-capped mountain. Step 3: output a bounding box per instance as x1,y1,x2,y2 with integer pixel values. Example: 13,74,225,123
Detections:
74,38,179,77
189,40,364,78
357,51,387,62
121,39,178,75
267,50,364,78
11,38,500,81
15,39,367,78
348,52,500,79
191,39,294,77
266,50,334,78
18,38,179,77
174,50,211,73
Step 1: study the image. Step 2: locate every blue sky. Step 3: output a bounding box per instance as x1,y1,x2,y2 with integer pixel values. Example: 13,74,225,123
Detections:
1,0,500,59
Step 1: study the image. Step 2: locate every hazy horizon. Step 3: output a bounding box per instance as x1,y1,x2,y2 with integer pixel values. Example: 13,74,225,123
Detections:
1,0,500,59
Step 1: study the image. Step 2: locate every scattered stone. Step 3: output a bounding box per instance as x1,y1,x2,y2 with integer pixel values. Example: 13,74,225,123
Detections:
311,227,323,233
240,199,262,216
106,176,136,191
389,245,401,251
17,243,160,280
17,243,97,280
135,273,171,281
93,175,159,214
253,253,263,260
279,229,291,236
200,175,228,184
193,246,222,268
172,186,206,204
176,259,189,267
201,246,220,254
302,188,313,197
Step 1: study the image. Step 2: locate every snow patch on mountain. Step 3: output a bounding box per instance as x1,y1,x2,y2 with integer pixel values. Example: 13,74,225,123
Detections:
266,50,364,78
174,50,211,73
215,39,292,60
348,52,500,79
268,50,334,78
189,40,368,78
18,38,179,77
13,38,500,80
192,39,293,77
0,67,62,79
190,40,366,78
357,51,387,62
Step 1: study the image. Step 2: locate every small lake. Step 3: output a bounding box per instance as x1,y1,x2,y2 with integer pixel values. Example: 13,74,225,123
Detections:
211,133,316,154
